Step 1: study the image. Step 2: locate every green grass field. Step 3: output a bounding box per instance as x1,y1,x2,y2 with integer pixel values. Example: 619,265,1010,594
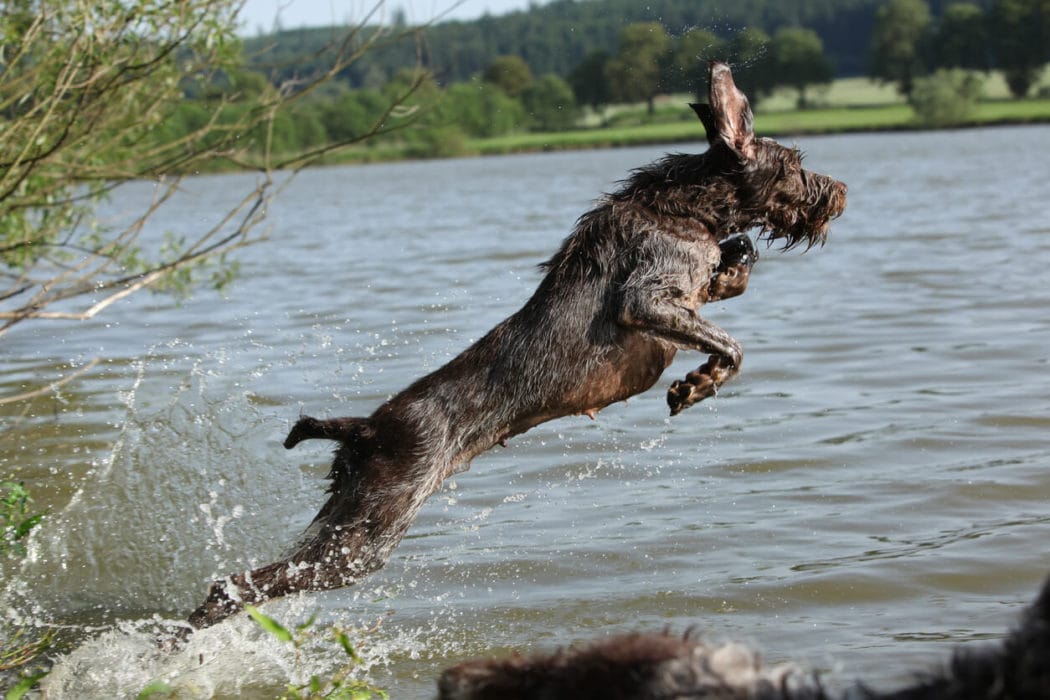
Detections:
468,98,1050,156
468,68,1050,156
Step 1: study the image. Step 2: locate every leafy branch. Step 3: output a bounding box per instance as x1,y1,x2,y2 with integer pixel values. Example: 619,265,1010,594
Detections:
0,0,433,410
0,0,428,342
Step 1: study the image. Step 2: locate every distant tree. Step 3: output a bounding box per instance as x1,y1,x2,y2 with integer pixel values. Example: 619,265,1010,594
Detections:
728,27,775,100
605,22,672,114
870,0,932,97
522,74,579,131
991,0,1049,97
483,55,535,97
668,29,726,100
569,50,611,110
770,27,834,108
931,2,989,70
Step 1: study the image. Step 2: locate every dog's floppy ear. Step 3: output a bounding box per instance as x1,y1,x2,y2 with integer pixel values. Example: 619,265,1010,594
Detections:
706,61,756,159
689,103,719,144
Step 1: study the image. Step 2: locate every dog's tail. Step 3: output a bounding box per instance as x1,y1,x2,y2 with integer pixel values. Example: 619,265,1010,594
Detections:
280,414,379,562
283,415,373,449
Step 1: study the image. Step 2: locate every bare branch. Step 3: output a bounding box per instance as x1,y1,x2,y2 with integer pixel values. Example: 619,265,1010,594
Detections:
0,358,101,406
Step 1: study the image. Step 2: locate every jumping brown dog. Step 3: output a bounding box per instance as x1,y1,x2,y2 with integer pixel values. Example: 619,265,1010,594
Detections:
188,62,847,628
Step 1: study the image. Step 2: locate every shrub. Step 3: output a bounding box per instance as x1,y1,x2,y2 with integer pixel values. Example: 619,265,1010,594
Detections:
909,69,984,127
440,81,527,138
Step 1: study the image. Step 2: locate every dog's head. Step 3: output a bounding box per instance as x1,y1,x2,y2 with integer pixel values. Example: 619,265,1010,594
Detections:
692,62,846,249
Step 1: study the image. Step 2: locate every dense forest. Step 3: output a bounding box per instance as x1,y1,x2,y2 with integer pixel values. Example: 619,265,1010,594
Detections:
244,0,883,86
243,0,1049,87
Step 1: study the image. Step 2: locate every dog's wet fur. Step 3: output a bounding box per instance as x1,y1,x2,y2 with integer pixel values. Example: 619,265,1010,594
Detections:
439,574,1050,699
188,62,846,629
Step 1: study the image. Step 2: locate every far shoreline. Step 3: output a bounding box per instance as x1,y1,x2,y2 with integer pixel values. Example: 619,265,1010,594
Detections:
196,98,1050,172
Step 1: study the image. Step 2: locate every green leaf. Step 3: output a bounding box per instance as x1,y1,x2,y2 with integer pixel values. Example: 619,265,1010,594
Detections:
6,671,48,700
136,680,173,699
334,630,362,663
295,613,318,633
13,513,43,540
245,605,293,643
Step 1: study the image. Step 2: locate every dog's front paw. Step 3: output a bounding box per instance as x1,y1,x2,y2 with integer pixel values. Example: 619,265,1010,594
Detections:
667,372,717,415
708,235,757,302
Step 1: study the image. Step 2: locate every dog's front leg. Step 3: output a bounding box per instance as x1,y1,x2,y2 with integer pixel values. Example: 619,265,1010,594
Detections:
620,271,743,415
662,234,757,415
618,234,749,415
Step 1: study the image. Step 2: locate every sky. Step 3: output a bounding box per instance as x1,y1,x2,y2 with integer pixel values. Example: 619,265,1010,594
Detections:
237,0,544,34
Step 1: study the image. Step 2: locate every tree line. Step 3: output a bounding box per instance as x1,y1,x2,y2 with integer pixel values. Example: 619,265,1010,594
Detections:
244,0,878,85
216,21,839,160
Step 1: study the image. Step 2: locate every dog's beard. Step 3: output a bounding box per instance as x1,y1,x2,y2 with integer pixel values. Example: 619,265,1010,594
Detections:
759,217,830,251
760,181,845,250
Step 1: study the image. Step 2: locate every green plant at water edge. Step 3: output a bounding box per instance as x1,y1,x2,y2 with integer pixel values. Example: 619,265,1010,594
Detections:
0,482,43,559
246,605,389,700
910,69,984,127
0,483,52,694
0,624,52,675
3,670,48,700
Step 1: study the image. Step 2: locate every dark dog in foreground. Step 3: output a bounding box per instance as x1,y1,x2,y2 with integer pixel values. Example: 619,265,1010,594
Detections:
439,575,1050,699
188,62,847,628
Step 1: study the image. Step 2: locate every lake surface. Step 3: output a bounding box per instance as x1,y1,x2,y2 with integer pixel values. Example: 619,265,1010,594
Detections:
2,125,1049,697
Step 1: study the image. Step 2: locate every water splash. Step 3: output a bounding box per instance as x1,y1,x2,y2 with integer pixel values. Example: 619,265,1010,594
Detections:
41,605,410,698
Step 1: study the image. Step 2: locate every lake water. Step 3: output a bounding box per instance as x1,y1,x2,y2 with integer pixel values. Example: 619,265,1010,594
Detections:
2,125,1049,698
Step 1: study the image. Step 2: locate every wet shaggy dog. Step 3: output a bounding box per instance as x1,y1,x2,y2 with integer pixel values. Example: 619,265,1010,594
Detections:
188,62,847,628
438,574,1050,699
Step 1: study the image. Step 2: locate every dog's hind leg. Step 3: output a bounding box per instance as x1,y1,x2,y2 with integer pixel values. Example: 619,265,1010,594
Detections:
187,480,423,629
186,522,391,629
190,420,435,629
